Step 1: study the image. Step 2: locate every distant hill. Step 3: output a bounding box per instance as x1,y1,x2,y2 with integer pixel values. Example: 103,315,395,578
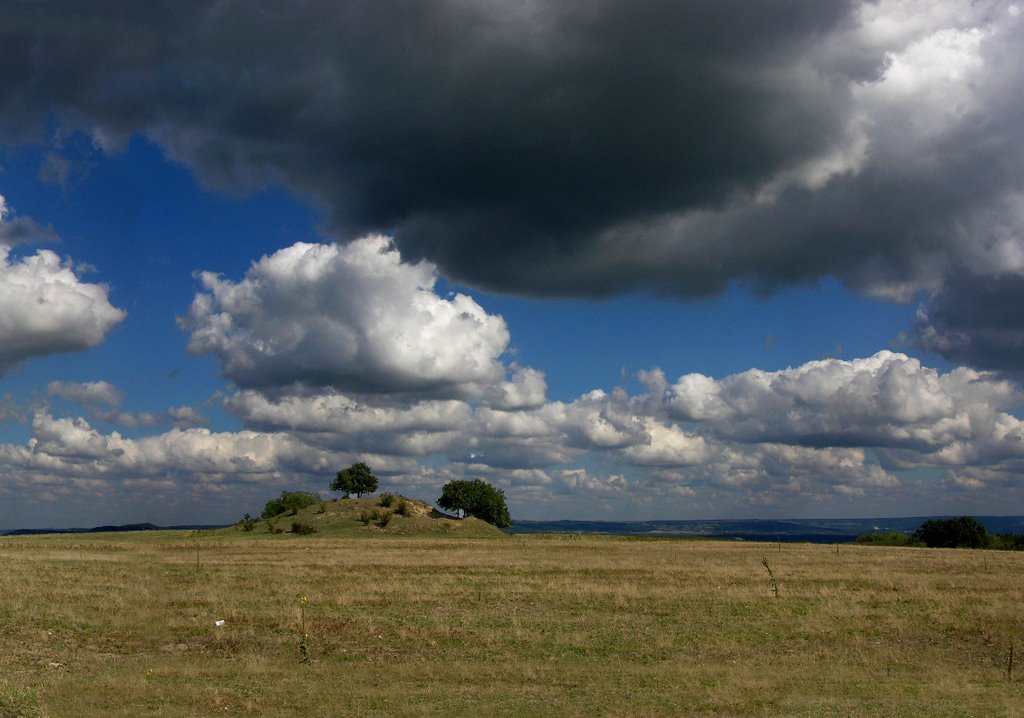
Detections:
6,511,1023,542
0,495,505,538
219,495,507,539
506,516,1024,543
1,523,228,536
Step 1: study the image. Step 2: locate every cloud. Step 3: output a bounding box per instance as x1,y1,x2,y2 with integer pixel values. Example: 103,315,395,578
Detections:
43,382,208,429
167,406,209,429
206,338,1024,513
180,236,509,397
47,380,122,407
0,393,20,422
914,271,1024,373
91,410,164,428
6,413,344,483
0,244,126,374
1,1,1022,309
485,366,548,410
225,389,472,457
3,340,1023,521
7,218,1018,521
0,195,59,247
652,351,1023,454
621,421,709,467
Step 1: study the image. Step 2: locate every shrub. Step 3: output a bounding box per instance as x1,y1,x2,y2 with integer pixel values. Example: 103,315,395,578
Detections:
989,533,1024,551
379,493,396,508
239,513,257,532
360,509,385,527
395,500,410,517
291,521,317,535
261,490,322,519
855,531,916,546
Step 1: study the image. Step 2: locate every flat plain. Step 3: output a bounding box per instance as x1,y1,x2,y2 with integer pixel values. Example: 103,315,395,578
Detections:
1,530,1022,717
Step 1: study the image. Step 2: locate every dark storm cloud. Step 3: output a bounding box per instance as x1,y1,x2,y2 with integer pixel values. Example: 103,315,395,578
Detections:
2,0,1023,311
915,273,1024,374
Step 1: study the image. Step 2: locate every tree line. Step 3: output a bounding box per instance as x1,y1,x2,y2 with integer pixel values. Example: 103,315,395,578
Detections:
858,516,1024,550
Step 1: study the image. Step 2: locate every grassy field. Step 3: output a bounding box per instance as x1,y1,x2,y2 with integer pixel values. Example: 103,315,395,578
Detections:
1,528,1022,717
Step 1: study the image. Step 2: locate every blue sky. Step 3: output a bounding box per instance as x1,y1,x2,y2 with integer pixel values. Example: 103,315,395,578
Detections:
1,0,1023,528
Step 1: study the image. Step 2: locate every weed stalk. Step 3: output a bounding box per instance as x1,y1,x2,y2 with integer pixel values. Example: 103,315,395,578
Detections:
761,556,779,598
298,595,309,663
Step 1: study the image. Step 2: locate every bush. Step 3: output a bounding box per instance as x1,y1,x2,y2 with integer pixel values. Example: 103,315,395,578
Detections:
913,516,989,549
395,500,410,517
379,493,396,508
360,509,387,526
989,533,1024,551
261,490,321,519
855,531,916,546
239,513,257,532
291,521,317,535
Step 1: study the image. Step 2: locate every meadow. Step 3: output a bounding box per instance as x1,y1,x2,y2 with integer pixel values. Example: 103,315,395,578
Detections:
1,530,1022,717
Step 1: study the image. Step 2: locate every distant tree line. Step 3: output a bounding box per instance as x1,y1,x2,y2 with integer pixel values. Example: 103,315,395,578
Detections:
857,516,1024,550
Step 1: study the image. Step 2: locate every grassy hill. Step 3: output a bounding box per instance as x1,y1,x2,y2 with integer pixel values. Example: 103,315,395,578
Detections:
231,495,507,539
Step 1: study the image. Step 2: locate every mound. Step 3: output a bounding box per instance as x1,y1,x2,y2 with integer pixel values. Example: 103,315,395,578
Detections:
235,495,507,539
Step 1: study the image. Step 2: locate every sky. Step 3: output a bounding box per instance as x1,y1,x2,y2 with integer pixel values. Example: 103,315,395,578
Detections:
1,0,1024,529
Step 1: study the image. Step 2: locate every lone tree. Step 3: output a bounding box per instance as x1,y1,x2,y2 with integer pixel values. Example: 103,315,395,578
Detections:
331,462,378,498
437,478,511,528
913,516,989,548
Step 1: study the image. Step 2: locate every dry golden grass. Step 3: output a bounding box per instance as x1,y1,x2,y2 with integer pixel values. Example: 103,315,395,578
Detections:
1,532,1022,717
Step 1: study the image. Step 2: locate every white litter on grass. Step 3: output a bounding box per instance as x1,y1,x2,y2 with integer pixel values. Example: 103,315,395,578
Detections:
214,620,225,627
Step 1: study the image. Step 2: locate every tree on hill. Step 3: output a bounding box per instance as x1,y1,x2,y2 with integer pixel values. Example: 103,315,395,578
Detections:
437,478,511,528
913,516,989,548
262,490,321,519
331,462,378,498
437,480,470,518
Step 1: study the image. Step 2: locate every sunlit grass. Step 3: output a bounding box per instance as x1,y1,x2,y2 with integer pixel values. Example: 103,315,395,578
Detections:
1,532,1021,716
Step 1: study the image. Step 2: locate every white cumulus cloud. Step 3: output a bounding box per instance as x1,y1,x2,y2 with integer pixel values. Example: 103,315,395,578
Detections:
181,236,510,397
657,351,1021,453
0,245,126,374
